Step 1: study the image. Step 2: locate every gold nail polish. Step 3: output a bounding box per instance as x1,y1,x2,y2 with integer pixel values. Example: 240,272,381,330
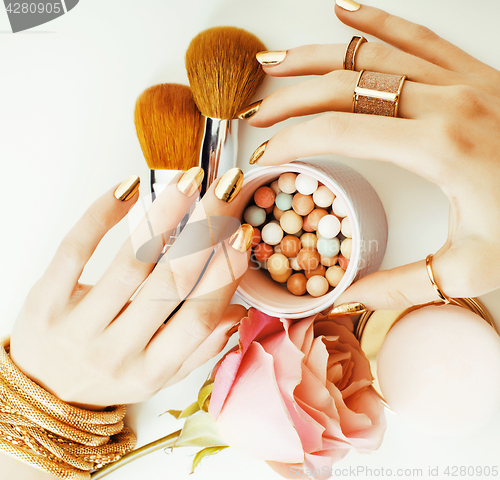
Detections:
226,321,241,337
237,100,262,120
229,224,254,253
114,175,140,201
328,302,367,317
256,50,287,66
177,167,204,197
249,140,268,165
215,168,244,203
335,0,361,12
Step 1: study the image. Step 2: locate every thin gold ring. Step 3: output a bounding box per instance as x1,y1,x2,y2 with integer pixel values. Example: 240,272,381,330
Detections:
425,254,451,304
343,35,367,71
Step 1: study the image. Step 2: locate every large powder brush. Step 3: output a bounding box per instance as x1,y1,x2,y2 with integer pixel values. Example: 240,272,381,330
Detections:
186,26,266,194
134,83,204,199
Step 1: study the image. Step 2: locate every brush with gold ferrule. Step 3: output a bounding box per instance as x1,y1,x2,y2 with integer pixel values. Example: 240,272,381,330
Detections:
185,26,266,195
134,83,204,201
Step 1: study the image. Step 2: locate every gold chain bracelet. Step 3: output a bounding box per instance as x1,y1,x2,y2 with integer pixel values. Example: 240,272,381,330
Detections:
0,337,136,478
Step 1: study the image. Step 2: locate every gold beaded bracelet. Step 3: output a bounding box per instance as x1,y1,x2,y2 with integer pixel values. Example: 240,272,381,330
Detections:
0,337,136,479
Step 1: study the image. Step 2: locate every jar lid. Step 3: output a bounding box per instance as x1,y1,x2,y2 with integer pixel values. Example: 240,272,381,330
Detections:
353,298,496,404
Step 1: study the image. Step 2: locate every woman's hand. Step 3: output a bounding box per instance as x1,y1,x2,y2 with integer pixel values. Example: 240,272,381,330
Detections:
241,1,500,310
9,169,250,408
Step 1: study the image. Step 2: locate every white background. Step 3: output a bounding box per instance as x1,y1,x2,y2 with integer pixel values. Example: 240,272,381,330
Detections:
1,0,500,479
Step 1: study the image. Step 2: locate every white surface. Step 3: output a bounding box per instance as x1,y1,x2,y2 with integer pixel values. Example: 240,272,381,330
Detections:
1,0,500,479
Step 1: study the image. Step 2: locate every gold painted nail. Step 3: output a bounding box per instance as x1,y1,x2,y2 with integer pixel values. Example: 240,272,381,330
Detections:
335,0,361,12
215,168,244,203
237,100,262,120
256,50,287,66
177,167,204,197
229,224,254,253
114,175,140,201
249,140,268,165
226,321,241,337
328,302,367,317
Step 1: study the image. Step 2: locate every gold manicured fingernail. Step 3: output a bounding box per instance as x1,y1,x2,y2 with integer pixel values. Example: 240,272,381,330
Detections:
226,321,241,337
335,0,361,11
256,50,287,66
229,224,254,252
328,302,367,317
237,100,262,120
215,168,244,203
114,175,140,201
177,167,204,197
249,140,268,165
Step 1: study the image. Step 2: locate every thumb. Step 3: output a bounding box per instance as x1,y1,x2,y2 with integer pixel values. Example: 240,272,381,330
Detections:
334,258,444,311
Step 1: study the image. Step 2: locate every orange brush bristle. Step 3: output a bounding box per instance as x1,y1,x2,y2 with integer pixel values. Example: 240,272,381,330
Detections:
134,83,204,171
185,26,267,119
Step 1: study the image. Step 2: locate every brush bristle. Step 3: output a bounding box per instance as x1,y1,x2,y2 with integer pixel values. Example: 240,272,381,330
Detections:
185,27,267,119
134,83,204,171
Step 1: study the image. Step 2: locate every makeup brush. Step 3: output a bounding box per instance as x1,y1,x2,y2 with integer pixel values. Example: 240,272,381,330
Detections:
186,26,266,194
134,83,204,201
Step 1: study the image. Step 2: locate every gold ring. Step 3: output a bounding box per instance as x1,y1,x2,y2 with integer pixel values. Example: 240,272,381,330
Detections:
425,254,451,304
343,35,367,71
352,70,406,117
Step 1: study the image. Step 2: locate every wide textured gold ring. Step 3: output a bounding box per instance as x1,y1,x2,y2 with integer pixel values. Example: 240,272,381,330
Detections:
343,35,367,71
352,70,406,117
425,254,451,304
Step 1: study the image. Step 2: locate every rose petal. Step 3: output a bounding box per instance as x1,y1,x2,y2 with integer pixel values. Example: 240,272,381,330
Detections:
304,337,329,386
288,315,316,353
210,309,283,419
260,322,326,454
214,342,304,463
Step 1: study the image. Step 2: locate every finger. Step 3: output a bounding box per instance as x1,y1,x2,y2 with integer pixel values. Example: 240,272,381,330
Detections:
75,170,201,332
260,43,462,86
144,235,251,379
333,241,490,311
162,304,248,388
247,70,439,128
335,4,488,75
40,176,140,305
251,112,441,182
108,169,246,347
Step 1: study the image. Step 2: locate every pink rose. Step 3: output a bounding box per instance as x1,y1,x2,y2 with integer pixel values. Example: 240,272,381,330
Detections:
209,308,386,479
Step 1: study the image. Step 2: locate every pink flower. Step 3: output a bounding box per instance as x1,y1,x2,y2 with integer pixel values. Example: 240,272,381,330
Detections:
209,308,386,479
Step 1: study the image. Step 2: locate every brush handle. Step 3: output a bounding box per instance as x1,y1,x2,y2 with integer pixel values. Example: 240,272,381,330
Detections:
199,118,238,195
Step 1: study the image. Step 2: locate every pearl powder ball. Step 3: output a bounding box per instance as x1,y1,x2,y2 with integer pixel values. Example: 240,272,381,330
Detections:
304,264,326,279
295,174,318,196
378,305,500,436
280,210,303,234
332,196,349,217
297,248,320,271
273,205,285,221
244,205,266,227
313,186,335,208
292,193,315,216
306,208,328,231
306,275,329,297
341,217,352,238
340,238,352,259
300,233,317,249
317,215,341,239
320,254,338,267
271,268,292,284
289,256,301,271
254,186,276,209
287,273,307,296
317,236,340,258
267,253,290,275
261,222,283,246
278,172,297,194
280,235,301,258
275,192,293,211
270,180,281,195
326,265,344,287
